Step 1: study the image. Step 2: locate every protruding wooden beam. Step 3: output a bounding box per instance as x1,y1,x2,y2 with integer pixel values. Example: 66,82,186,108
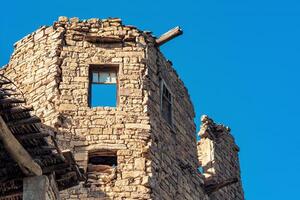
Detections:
0,116,43,176
85,34,123,43
155,26,183,46
204,177,238,195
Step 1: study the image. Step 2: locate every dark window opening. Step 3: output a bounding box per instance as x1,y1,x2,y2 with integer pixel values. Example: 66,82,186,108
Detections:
89,65,118,107
161,81,173,125
89,156,117,166
85,150,117,187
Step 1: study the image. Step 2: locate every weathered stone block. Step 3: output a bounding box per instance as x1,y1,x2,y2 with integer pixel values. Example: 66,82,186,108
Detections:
125,123,150,130
134,157,146,171
59,104,77,111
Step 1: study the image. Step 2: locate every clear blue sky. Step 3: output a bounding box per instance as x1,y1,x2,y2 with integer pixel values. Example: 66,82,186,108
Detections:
1,1,299,199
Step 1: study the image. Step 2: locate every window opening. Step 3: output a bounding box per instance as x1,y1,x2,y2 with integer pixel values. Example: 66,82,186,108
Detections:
161,81,173,125
85,150,117,187
89,66,118,107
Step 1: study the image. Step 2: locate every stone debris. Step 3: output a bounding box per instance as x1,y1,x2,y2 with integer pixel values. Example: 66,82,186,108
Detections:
198,115,244,200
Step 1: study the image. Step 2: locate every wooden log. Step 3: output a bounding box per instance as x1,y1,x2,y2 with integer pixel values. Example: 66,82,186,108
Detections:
26,148,52,156
42,163,69,174
204,177,238,195
0,80,12,85
0,106,33,114
50,135,65,162
56,173,79,191
0,98,25,104
0,91,22,97
7,116,41,127
56,171,77,182
18,132,49,140
89,150,116,157
155,26,183,46
0,88,17,92
0,192,22,200
40,145,56,150
62,150,86,181
62,150,76,164
0,116,42,176
85,34,123,43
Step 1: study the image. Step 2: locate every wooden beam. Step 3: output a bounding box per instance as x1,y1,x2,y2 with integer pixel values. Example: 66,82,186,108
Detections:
0,80,12,85
0,116,42,176
85,34,123,43
204,177,238,195
0,92,22,98
50,135,65,162
0,106,33,115
42,163,69,174
0,88,17,92
0,98,25,104
7,116,41,127
155,26,183,46
0,192,22,200
18,132,49,140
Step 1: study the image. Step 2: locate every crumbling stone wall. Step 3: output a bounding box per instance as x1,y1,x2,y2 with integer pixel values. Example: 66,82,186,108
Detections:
198,115,244,200
145,45,208,199
1,24,64,126
2,16,152,200
1,16,244,200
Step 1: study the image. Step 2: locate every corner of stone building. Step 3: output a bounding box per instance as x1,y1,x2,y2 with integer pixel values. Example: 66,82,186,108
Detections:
143,39,209,199
197,115,244,200
2,21,67,128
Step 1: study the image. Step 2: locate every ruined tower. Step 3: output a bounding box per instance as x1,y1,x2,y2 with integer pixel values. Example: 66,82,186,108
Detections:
1,16,244,200
198,115,244,199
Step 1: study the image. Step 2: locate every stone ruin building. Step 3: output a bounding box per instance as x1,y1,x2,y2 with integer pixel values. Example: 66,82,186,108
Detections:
0,16,245,200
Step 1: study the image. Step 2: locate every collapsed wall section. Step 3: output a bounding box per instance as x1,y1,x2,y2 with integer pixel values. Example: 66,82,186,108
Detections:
198,115,244,200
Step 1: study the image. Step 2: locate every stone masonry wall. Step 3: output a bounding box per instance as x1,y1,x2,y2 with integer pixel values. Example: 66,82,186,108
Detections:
54,17,151,200
2,16,153,200
198,115,244,200
1,16,244,200
1,24,64,126
145,45,208,200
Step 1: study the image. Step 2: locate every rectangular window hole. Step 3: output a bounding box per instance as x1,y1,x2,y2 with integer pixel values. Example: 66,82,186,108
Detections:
161,81,173,125
85,150,118,187
89,65,118,108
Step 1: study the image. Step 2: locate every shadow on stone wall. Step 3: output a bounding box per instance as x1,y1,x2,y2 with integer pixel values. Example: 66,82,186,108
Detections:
41,124,113,200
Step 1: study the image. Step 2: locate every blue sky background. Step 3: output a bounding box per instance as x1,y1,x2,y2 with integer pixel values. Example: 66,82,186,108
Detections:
1,0,300,199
